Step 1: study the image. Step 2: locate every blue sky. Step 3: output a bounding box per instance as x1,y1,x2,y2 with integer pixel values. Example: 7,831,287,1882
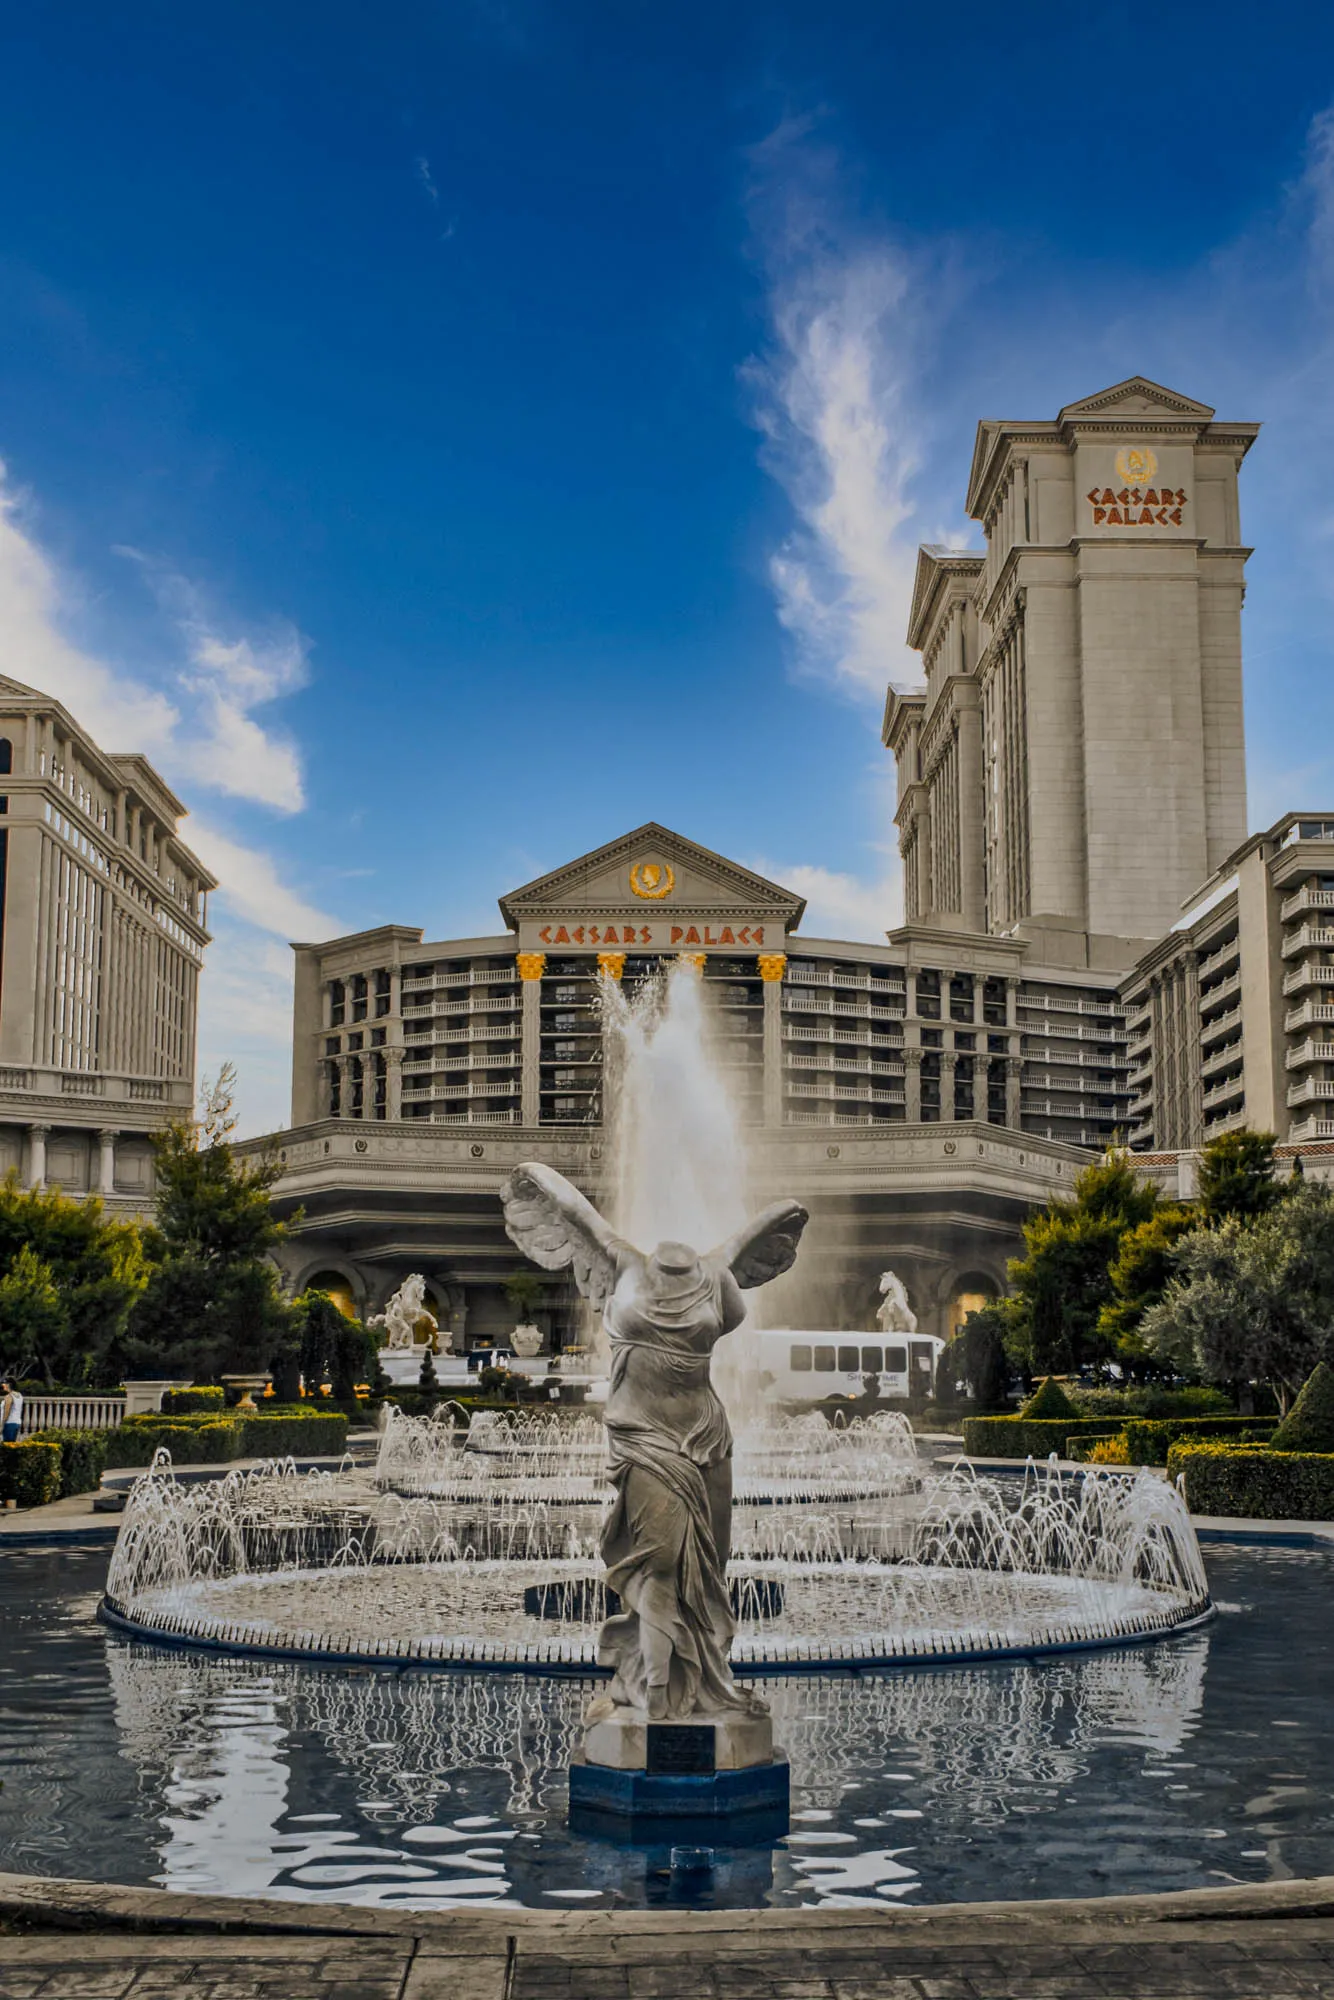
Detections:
4,0,1334,1133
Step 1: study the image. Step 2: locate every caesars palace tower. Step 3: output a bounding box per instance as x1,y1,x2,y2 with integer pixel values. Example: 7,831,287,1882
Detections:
248,377,1334,1349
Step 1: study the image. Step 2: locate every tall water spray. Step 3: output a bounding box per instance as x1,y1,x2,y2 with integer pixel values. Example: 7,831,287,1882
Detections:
600,959,750,1251
599,959,756,1399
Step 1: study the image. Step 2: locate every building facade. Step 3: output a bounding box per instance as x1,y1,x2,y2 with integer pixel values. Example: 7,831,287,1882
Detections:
1121,813,1334,1151
0,676,214,1208
885,377,1255,969
254,823,1127,1349
249,374,1333,1345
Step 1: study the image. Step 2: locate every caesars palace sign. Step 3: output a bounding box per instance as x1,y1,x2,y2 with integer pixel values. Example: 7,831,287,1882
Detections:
522,858,778,953
1086,446,1188,528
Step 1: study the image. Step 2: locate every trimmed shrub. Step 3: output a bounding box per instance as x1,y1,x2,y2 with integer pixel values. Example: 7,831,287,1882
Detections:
160,1387,225,1415
1271,1362,1334,1455
1168,1440,1334,1520
960,1415,1120,1459
963,1412,1279,1463
28,1426,109,1497
0,1438,62,1507
1020,1377,1078,1420
105,1420,244,1467
1069,1384,1231,1419
236,1411,349,1458
1119,1416,1278,1466
105,1410,350,1466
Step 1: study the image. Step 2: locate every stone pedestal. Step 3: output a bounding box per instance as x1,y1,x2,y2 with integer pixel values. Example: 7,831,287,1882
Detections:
569,1708,789,1839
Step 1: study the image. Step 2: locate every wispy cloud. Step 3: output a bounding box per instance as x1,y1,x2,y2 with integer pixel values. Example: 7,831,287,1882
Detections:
117,550,309,811
750,852,901,941
745,123,947,699
415,154,440,205
0,461,340,1134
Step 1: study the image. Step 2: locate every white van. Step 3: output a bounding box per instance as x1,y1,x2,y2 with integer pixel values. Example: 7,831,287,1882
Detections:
747,1329,946,1406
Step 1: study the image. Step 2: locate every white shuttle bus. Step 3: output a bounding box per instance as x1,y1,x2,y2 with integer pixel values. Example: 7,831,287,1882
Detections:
748,1328,947,1406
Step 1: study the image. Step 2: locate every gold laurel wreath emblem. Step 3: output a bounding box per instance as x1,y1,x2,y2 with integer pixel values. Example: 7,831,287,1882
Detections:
1115,445,1158,485
629,860,675,900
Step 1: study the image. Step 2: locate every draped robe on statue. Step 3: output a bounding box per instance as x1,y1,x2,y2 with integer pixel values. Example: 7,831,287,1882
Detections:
499,1161,808,1722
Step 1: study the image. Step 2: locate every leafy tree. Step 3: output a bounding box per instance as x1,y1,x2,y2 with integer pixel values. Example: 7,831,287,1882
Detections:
503,1270,544,1321
297,1289,373,1410
1196,1129,1281,1225
945,1303,1012,1408
1005,1153,1158,1378
1142,1182,1334,1410
0,1177,150,1385
1097,1205,1197,1378
123,1068,294,1382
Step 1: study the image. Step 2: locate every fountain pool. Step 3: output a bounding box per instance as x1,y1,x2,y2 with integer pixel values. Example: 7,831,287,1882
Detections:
3,1538,1331,1911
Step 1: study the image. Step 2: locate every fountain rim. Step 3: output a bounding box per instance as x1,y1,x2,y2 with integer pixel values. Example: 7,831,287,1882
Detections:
97,1584,1214,1678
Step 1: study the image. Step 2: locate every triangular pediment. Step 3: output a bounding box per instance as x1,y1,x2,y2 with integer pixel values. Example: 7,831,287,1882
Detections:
1058,377,1215,422
498,823,805,930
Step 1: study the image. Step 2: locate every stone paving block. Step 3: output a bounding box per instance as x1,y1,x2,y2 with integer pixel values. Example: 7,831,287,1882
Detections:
0,1977,50,2000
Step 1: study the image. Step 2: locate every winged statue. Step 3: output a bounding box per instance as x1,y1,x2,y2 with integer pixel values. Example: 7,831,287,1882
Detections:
500,1160,808,1721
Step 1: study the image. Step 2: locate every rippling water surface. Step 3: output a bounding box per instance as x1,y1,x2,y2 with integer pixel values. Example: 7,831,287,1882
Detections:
1,1540,1330,1910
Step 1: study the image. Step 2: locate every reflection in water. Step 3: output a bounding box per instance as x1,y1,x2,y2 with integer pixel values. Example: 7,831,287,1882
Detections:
5,1542,1333,1912
104,1633,1206,1906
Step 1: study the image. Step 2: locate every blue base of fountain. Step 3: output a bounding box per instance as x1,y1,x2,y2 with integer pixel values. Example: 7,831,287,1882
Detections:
568,1751,790,1833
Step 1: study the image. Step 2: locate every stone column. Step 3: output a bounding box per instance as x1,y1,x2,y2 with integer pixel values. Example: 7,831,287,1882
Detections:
1005,1055,1023,1131
517,952,545,1129
757,954,786,1130
903,1048,922,1124
941,1050,958,1122
28,1124,48,1190
385,1046,403,1121
96,1128,118,1194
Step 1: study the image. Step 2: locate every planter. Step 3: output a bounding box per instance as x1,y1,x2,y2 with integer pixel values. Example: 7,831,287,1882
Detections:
220,1372,272,1414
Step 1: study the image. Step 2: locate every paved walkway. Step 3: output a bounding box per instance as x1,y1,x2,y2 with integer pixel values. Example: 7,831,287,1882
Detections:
2,1872,1333,1999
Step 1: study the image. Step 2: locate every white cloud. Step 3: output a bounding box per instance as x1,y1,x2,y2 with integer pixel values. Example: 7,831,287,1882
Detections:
0,463,341,1137
188,822,339,941
752,853,902,943
746,131,944,698
0,470,181,751
116,548,310,813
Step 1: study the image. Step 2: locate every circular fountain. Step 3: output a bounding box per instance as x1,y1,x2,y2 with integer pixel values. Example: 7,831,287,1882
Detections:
100,961,1211,1694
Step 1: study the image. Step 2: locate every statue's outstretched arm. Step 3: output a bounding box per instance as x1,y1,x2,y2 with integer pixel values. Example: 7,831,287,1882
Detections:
500,1161,630,1311
709,1199,808,1291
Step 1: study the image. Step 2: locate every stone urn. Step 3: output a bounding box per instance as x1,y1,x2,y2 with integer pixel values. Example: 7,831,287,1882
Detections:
221,1372,272,1413
511,1323,543,1360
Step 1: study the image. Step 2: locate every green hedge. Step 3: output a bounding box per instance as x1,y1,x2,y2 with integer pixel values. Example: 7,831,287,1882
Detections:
960,1415,1125,1459
0,1438,62,1507
105,1410,350,1467
1168,1441,1334,1520
160,1387,226,1414
237,1411,348,1457
1119,1415,1278,1465
27,1427,109,1497
961,1412,1279,1463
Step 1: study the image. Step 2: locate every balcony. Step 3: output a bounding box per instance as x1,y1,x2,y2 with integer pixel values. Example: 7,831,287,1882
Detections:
1199,1003,1242,1048
1285,1000,1334,1032
1287,1076,1334,1109
1198,964,1242,1008
1202,1072,1245,1109
1196,936,1240,980
1281,924,1334,960
1200,1039,1243,1080
1288,1113,1334,1143
1282,961,1334,997
1280,886,1334,922
1286,1039,1334,1071
400,968,518,991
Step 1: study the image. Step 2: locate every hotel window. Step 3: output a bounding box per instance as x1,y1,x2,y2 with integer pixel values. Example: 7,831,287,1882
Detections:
949,974,975,1024
350,1055,364,1116
351,973,368,1022
373,1054,387,1118
329,980,345,1027
374,969,391,1017
916,969,941,1019
325,1036,340,1056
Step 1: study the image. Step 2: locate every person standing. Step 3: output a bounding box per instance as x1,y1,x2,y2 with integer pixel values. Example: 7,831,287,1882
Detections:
1,1377,23,1442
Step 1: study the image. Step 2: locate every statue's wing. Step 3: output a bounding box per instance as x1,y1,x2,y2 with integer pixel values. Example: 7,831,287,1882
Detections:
709,1199,809,1290
500,1161,625,1311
